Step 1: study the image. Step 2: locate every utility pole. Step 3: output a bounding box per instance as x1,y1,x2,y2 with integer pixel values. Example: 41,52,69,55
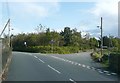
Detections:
50,39,54,53
8,19,10,47
108,34,111,64
97,17,103,57
101,17,103,57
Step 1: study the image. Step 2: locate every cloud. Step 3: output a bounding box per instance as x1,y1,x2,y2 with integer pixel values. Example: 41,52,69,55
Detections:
8,2,60,20
2,2,60,33
10,26,22,35
1,0,119,2
0,0,60,2
90,0,118,36
91,1,118,16
22,3,48,18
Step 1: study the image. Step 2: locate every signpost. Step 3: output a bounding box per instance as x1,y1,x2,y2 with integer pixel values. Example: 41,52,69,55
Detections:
24,41,27,47
97,17,103,57
50,40,55,53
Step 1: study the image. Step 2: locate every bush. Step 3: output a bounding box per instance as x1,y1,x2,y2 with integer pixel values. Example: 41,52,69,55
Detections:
91,52,102,62
68,46,79,53
13,46,80,54
109,53,120,74
101,54,108,62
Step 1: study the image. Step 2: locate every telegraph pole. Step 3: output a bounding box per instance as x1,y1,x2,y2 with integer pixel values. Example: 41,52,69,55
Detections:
101,17,103,57
97,17,103,57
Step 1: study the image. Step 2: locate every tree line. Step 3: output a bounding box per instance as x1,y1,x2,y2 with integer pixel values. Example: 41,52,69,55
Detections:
11,26,120,53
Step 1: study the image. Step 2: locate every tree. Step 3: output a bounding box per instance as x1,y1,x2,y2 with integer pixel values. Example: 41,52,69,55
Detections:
89,37,98,49
35,24,45,33
103,36,109,47
60,27,72,46
71,28,82,47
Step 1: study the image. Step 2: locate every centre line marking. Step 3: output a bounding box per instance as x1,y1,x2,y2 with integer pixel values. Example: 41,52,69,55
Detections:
71,62,74,64
107,73,111,75
86,66,91,69
98,71,104,74
82,64,86,67
103,71,109,73
78,64,81,66
91,67,96,70
48,65,61,74
111,73,117,75
69,78,76,83
74,62,78,65
38,58,45,63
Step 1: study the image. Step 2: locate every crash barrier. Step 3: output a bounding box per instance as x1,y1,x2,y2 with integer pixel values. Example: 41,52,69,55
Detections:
0,38,12,81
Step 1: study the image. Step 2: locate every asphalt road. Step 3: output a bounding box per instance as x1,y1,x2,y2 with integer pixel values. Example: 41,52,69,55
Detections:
5,52,119,82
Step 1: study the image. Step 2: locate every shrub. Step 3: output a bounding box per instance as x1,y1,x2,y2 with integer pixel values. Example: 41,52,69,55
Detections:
13,46,80,54
109,53,120,74
91,52,101,62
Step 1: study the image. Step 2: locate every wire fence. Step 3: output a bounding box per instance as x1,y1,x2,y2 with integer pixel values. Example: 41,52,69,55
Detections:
0,18,12,81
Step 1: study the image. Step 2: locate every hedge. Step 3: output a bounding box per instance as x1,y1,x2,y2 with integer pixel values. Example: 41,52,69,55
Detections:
109,53,120,74
13,46,80,54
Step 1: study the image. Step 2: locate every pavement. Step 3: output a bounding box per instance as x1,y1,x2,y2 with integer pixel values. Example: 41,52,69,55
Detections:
4,52,119,82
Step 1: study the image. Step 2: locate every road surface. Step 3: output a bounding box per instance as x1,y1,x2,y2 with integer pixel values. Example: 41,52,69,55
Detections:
4,52,119,82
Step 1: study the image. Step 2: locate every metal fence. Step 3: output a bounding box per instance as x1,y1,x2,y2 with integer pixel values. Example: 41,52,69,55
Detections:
2,38,11,69
0,37,12,81
0,18,12,80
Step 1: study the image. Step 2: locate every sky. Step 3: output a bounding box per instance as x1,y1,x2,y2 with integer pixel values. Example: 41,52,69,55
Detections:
0,0,119,38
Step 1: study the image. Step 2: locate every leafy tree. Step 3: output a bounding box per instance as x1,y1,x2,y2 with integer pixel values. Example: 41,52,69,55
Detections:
89,37,98,49
60,27,72,46
71,28,82,47
103,36,109,47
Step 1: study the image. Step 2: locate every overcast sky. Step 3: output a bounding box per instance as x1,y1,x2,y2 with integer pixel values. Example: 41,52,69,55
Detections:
0,0,119,38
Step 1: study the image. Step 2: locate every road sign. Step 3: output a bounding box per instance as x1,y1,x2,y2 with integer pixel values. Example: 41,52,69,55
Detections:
49,40,55,44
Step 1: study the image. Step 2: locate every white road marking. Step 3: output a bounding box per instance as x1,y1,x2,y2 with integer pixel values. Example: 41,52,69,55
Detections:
51,56,117,76
71,62,74,64
48,65,61,74
63,59,66,61
34,56,38,58
97,69,101,71
107,73,111,75
38,58,45,63
86,66,91,69
66,60,69,62
74,62,78,65
78,64,81,66
91,67,96,70
98,71,104,74
69,78,76,83
103,71,109,73
82,64,86,67
111,73,117,75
